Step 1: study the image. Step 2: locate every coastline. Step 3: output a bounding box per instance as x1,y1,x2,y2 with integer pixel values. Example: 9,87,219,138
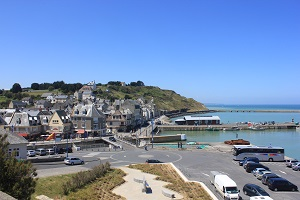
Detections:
212,109,300,113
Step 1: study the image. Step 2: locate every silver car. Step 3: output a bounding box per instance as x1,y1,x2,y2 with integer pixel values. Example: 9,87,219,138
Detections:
64,157,84,165
292,163,300,171
286,159,298,167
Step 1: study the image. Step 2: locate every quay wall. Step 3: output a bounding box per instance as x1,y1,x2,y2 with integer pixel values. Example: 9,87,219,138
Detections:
158,123,297,131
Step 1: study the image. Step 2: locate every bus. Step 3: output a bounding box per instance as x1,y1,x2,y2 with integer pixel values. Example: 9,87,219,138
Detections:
233,145,285,162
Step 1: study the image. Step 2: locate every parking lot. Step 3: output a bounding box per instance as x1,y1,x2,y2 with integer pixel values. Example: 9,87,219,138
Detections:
31,142,300,200
173,147,300,200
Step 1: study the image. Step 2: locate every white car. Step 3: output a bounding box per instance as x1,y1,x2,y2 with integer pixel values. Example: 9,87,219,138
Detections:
64,157,84,165
252,168,267,177
27,150,36,157
256,170,272,180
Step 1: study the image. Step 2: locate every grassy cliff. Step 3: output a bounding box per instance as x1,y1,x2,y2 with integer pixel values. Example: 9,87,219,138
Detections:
96,85,208,112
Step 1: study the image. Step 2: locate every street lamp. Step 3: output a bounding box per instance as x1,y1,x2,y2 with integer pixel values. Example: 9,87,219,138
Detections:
66,132,69,157
151,119,154,148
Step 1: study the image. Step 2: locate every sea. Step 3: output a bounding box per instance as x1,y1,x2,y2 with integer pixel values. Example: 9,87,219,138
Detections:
160,104,300,160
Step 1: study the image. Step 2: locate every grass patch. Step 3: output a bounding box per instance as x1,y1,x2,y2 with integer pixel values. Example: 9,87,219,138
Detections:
31,167,126,200
129,163,213,200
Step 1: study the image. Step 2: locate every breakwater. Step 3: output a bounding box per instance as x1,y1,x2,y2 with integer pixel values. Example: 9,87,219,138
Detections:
158,123,297,131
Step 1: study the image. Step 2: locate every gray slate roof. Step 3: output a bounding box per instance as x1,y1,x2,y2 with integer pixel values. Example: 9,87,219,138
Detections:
0,129,28,145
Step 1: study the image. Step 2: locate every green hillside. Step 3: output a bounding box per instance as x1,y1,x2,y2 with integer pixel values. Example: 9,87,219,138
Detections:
96,85,208,112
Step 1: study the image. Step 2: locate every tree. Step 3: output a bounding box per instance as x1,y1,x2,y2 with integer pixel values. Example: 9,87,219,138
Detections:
48,86,54,91
136,80,145,86
10,83,22,93
31,83,40,90
0,134,37,199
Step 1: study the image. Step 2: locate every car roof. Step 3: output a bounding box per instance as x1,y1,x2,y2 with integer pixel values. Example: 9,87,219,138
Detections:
264,173,279,177
269,177,287,181
245,183,261,187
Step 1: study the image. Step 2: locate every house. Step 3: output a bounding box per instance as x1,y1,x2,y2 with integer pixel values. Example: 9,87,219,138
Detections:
122,99,143,126
52,99,73,113
37,110,53,133
106,110,127,133
53,95,69,104
175,116,221,125
48,110,72,140
41,92,54,99
5,111,42,140
35,100,52,109
8,100,27,109
71,104,106,138
22,97,33,105
0,129,28,160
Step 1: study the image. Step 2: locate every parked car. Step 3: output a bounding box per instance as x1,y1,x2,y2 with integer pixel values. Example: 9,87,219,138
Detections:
109,137,116,142
27,150,36,157
267,177,298,191
243,161,256,169
292,163,300,171
243,183,270,196
64,157,84,165
246,163,270,173
46,148,55,155
35,148,46,156
252,168,268,177
256,170,272,180
286,159,298,168
239,157,259,166
261,173,280,185
58,147,73,154
145,159,163,163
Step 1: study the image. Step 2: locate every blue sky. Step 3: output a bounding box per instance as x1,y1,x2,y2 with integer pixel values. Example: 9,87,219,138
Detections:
0,1,299,104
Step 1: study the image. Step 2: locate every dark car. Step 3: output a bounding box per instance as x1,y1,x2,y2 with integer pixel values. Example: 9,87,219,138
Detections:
58,147,73,154
261,173,280,185
145,159,163,163
109,137,116,142
239,157,259,166
243,183,270,196
246,163,269,173
267,177,298,191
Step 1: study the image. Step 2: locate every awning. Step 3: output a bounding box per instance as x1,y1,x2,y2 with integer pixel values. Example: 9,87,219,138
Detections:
77,129,85,134
18,133,29,137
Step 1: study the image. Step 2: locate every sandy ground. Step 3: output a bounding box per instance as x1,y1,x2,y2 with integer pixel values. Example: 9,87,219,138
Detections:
113,166,183,200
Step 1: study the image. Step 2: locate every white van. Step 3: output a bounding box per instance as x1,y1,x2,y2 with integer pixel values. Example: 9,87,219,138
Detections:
210,171,240,200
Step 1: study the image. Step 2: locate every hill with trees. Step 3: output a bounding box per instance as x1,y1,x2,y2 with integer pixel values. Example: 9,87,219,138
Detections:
0,81,208,112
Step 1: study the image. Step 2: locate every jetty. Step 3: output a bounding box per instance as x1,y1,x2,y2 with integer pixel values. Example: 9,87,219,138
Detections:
157,122,297,131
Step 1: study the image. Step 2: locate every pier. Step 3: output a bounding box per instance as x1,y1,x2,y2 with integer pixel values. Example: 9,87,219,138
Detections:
158,122,297,131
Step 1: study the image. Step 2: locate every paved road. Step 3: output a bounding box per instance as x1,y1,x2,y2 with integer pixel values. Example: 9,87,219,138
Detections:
33,143,300,200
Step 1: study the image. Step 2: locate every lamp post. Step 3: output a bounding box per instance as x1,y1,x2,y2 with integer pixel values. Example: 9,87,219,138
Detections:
151,119,154,148
66,132,69,157
84,118,86,140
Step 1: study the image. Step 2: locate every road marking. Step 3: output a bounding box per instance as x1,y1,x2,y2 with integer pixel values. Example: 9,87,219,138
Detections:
166,155,169,157
279,170,286,174
83,152,101,157
202,173,209,177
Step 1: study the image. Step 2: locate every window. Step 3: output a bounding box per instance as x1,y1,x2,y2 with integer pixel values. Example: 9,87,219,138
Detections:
73,123,78,128
82,123,85,128
52,120,59,124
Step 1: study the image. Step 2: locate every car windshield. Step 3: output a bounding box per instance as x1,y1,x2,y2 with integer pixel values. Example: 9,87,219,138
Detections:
226,187,239,194
256,187,267,194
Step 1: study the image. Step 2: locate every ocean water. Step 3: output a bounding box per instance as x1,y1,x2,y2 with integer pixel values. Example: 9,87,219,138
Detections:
161,104,300,160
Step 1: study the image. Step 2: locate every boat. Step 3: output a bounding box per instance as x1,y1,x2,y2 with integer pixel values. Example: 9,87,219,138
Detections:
223,126,241,131
205,126,220,131
224,139,250,145
248,125,265,131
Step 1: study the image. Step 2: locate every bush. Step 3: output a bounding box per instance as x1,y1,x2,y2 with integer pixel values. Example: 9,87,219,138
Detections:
62,162,111,195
